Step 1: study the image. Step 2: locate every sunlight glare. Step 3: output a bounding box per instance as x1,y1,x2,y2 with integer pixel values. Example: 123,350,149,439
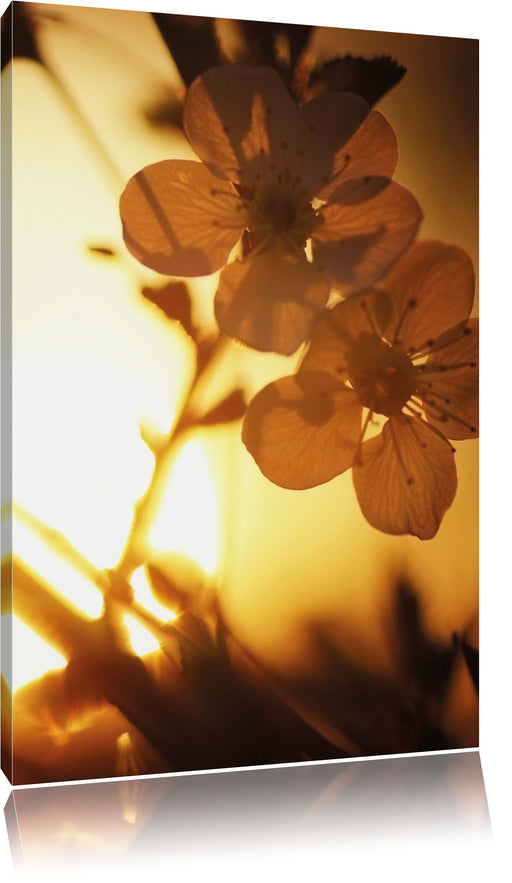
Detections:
131,566,176,621
10,615,67,693
13,515,103,619
123,615,160,657
148,439,220,577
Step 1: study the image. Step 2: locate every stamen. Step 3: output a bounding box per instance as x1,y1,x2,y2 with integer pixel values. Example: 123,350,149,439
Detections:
403,404,456,452
360,300,380,338
392,298,418,346
411,393,476,433
410,324,472,360
353,409,373,466
418,361,477,375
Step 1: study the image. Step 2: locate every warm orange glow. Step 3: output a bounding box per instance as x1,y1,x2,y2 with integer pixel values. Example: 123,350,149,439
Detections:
148,439,221,577
4,5,478,782
10,615,67,693
13,513,103,619
131,566,176,622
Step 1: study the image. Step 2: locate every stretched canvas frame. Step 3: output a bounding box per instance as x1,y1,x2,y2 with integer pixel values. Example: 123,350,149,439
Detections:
1,1,478,788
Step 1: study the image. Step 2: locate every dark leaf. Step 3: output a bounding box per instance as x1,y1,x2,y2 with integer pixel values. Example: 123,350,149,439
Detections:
308,55,406,106
237,19,276,67
200,389,247,426
392,579,457,696
152,13,223,86
143,89,184,131
1,2,41,71
236,20,314,96
141,281,195,339
457,635,479,694
87,244,117,257
146,557,206,613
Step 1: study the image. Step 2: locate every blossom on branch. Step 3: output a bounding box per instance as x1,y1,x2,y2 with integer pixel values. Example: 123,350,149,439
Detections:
242,240,478,539
120,65,422,354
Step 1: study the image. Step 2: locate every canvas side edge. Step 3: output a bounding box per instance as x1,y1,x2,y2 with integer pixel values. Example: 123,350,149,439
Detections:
1,2,14,786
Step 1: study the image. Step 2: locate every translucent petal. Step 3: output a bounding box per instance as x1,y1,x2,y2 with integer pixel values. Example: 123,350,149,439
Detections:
301,288,392,378
297,91,370,195
242,371,362,489
313,181,422,293
215,250,330,354
375,240,475,351
417,319,479,440
353,416,457,539
184,65,298,181
120,160,245,277
316,110,398,202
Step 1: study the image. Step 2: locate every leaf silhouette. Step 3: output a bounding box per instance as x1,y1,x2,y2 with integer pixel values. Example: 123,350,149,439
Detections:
309,55,406,106
141,281,195,339
87,244,117,258
1,3,41,71
146,556,207,614
200,389,247,426
152,13,223,86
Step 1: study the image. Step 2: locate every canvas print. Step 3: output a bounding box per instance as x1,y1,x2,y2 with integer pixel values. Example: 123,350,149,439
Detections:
1,2,478,785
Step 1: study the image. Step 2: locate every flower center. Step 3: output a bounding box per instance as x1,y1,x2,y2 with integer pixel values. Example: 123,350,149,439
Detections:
347,332,417,417
241,169,318,253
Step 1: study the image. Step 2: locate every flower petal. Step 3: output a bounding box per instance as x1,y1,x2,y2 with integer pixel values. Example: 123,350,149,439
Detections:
316,110,398,202
375,240,475,351
120,160,245,277
313,180,422,293
297,91,370,195
184,65,298,180
242,372,362,489
301,289,393,379
215,251,330,354
417,319,479,440
353,416,457,539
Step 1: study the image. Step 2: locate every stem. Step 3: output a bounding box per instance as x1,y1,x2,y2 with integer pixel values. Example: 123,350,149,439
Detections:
115,333,229,578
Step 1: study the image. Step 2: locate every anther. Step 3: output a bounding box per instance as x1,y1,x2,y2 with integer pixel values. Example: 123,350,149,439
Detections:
281,141,288,150
408,298,418,308
463,326,472,335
